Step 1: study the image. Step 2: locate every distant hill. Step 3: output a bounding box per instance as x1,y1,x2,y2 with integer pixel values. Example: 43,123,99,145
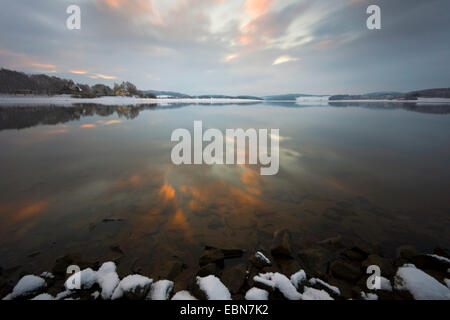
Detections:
141,90,192,98
142,90,263,100
330,88,450,101
263,94,329,101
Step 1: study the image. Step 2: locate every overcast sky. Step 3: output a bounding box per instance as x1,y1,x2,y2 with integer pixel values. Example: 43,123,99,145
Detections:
0,0,449,95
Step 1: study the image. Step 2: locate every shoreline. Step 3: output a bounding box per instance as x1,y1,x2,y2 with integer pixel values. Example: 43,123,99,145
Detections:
2,232,449,300
1,95,450,107
0,95,263,106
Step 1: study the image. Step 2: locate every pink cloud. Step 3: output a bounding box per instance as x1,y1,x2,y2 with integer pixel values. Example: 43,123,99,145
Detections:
245,0,274,17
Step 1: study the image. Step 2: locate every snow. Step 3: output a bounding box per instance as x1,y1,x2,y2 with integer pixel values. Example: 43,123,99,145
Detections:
378,276,393,292
394,264,450,300
62,262,119,299
2,294,13,300
111,274,153,300
0,95,261,107
302,286,333,300
245,288,269,300
31,293,54,300
445,279,450,289
149,280,174,300
55,290,73,300
308,278,340,296
64,268,97,290
296,96,330,105
171,290,198,300
361,292,378,300
11,275,46,299
255,251,271,265
196,275,232,300
254,273,301,300
91,291,100,300
427,254,450,264
290,270,307,289
40,272,54,279
96,262,120,300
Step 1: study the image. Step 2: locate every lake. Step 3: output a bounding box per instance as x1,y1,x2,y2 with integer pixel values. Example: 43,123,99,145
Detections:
0,101,449,279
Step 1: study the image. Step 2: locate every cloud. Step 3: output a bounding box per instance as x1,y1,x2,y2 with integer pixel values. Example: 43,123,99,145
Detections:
245,0,274,17
272,55,299,66
69,69,88,75
89,73,118,80
0,0,449,95
224,53,239,62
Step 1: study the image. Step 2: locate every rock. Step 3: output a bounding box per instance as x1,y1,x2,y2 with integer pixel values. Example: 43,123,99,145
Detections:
317,235,346,249
297,247,335,276
111,275,152,300
250,252,271,269
52,253,82,275
221,248,244,259
199,249,225,266
341,247,368,261
10,275,47,299
276,259,302,277
270,229,292,258
204,246,244,259
51,253,98,277
329,260,362,282
411,254,450,272
164,261,186,281
396,245,419,261
221,264,247,294
197,263,220,277
433,247,450,259
362,254,395,277
109,244,124,255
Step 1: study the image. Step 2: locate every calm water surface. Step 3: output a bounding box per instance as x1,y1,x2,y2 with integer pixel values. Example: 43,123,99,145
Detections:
0,102,449,277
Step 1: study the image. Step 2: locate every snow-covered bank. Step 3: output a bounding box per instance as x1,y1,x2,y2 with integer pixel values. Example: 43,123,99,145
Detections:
0,95,262,106
2,240,449,301
328,97,450,104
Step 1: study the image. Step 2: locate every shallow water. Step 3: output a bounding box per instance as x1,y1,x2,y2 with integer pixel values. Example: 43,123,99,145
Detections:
0,101,449,277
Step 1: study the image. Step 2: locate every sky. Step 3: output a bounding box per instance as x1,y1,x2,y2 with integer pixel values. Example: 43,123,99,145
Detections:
0,0,449,96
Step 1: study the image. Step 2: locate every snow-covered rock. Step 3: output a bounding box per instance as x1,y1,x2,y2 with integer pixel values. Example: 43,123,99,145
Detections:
31,293,54,300
427,254,450,264
96,262,120,300
445,279,450,289
149,280,174,300
394,264,450,300
245,288,269,300
11,275,46,299
308,278,340,296
196,275,231,300
378,276,393,292
361,292,378,300
55,290,73,300
171,290,197,300
40,272,54,279
302,286,333,300
254,273,301,300
111,275,153,300
2,294,13,300
64,268,97,290
91,291,100,300
290,270,307,289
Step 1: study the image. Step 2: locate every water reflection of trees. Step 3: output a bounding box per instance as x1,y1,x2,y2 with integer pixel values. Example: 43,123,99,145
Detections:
0,104,158,131
1,101,449,131
0,102,263,131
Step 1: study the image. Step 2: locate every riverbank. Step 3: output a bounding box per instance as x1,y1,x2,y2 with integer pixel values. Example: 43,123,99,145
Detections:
2,231,449,300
